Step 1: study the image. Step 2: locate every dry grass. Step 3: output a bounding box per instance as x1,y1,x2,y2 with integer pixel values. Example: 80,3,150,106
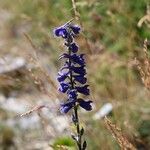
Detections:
0,0,150,149
104,117,136,150
136,39,150,90
138,4,150,28
21,32,65,110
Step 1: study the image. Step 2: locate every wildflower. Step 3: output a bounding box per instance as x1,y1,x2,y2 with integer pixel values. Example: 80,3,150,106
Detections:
70,25,81,34
54,27,68,38
69,43,78,53
54,22,92,112
54,22,92,150
67,89,78,99
60,101,74,113
57,72,69,82
76,85,90,95
73,74,87,84
58,82,69,93
78,98,92,111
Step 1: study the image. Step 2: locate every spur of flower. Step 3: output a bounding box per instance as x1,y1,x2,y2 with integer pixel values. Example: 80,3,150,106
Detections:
54,22,92,114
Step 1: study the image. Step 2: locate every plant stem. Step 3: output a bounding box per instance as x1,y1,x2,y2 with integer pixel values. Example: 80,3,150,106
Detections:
68,44,82,150
74,105,82,150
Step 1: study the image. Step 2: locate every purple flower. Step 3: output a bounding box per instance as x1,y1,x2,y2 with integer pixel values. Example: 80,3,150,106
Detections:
54,27,68,38
70,25,81,34
78,99,92,111
69,43,78,53
67,89,77,99
60,64,86,76
54,22,92,114
57,72,69,82
76,85,90,95
71,54,85,65
71,65,86,75
60,99,76,113
59,53,69,60
54,22,92,150
59,53,85,66
73,75,87,84
59,82,69,93
60,103,73,113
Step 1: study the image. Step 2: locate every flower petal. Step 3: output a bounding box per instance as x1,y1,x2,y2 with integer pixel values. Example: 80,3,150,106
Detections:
73,75,87,84
59,82,69,93
71,65,86,75
69,43,78,53
60,104,72,113
59,53,69,60
76,85,90,95
54,27,68,38
57,71,69,82
70,54,85,66
78,99,92,111
59,53,85,67
67,89,77,99
70,25,81,34
60,99,76,113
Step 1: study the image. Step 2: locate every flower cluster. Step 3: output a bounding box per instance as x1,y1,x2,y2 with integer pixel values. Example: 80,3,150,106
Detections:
54,22,92,114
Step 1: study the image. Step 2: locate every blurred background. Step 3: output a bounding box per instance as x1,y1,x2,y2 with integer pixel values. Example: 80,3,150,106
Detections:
0,0,150,149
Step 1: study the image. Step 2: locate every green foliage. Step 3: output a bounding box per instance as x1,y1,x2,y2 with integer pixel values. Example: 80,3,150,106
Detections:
138,120,150,138
52,136,76,150
0,0,150,149
0,125,15,148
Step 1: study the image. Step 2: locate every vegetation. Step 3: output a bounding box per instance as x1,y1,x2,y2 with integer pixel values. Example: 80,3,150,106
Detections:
0,0,150,149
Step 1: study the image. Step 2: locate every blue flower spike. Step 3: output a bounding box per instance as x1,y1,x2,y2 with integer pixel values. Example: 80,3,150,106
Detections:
54,21,92,150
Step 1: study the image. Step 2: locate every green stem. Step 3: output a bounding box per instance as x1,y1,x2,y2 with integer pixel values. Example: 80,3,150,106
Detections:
74,105,82,150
